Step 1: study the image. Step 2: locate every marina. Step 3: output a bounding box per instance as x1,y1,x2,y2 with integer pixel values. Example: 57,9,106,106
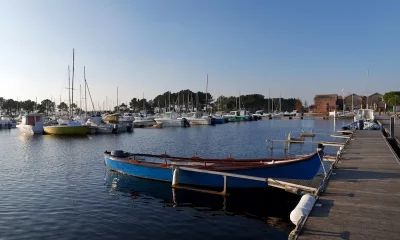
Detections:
1,1,400,238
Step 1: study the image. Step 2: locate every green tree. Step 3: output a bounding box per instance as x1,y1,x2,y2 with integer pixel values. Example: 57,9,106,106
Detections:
0,97,4,108
21,100,36,113
41,99,55,115
383,91,400,106
57,102,69,112
2,99,17,115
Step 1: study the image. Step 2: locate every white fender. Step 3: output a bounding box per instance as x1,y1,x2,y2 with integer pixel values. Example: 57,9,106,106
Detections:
172,168,179,187
290,194,316,225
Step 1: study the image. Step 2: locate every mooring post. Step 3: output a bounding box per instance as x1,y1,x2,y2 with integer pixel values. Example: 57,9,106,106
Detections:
390,117,395,140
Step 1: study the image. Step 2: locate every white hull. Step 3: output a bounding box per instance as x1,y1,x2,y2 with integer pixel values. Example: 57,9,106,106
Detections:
95,126,116,134
17,124,45,134
155,119,183,127
185,118,210,125
116,122,133,132
133,120,156,127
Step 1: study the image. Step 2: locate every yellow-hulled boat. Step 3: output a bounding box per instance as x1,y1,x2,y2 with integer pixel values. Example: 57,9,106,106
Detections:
43,125,89,135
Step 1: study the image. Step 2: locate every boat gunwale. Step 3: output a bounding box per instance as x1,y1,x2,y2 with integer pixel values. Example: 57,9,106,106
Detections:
104,151,321,171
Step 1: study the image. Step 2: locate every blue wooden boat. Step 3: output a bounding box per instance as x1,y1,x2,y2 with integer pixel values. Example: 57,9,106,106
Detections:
104,146,324,188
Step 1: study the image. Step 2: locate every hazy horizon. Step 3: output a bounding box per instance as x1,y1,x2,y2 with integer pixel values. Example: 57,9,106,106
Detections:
1,0,399,110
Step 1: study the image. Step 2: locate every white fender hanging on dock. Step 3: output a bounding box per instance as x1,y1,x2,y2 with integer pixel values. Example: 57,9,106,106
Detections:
290,194,316,225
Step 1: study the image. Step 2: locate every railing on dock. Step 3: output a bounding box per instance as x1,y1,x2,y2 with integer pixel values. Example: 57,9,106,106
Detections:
171,166,318,196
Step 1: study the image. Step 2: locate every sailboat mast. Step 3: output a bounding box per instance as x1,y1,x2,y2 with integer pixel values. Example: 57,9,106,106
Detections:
279,93,281,112
117,86,119,112
352,93,354,112
206,74,208,113
79,84,82,114
366,69,369,109
236,97,238,110
59,95,61,116
342,89,345,114
168,91,171,112
268,89,270,113
239,92,241,110
68,65,71,116
84,66,87,114
143,92,145,115
71,48,75,118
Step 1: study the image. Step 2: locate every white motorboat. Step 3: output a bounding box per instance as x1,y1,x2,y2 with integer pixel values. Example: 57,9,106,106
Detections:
252,110,271,120
354,109,375,122
0,116,17,129
133,115,156,128
272,112,282,118
182,112,211,125
103,113,133,132
222,111,238,122
86,114,119,133
16,113,47,134
154,112,186,127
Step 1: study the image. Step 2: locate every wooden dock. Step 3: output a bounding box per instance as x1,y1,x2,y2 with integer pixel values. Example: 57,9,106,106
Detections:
295,131,400,240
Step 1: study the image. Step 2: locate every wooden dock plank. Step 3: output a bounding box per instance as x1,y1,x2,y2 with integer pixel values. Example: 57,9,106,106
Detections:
298,131,400,240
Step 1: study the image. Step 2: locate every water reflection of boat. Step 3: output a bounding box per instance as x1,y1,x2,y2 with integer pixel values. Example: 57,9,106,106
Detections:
104,170,299,232
104,146,324,189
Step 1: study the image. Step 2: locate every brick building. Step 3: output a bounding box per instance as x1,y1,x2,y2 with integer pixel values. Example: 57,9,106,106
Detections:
367,93,385,111
313,94,341,113
344,94,366,110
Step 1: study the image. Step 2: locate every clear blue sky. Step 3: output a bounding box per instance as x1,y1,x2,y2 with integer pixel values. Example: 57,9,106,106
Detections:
0,0,399,109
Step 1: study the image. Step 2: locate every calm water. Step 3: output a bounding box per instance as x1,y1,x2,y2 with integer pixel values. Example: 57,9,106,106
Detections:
0,118,350,240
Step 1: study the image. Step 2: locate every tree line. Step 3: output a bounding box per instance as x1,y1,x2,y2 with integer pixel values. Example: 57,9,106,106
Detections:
1,90,304,116
119,90,303,113
0,97,80,115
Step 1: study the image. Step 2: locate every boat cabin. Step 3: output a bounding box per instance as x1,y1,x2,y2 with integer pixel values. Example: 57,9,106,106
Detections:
20,114,44,126
354,109,375,121
229,111,240,116
103,113,121,124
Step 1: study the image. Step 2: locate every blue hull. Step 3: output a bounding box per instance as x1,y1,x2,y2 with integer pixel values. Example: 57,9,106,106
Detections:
214,118,225,124
105,152,323,189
